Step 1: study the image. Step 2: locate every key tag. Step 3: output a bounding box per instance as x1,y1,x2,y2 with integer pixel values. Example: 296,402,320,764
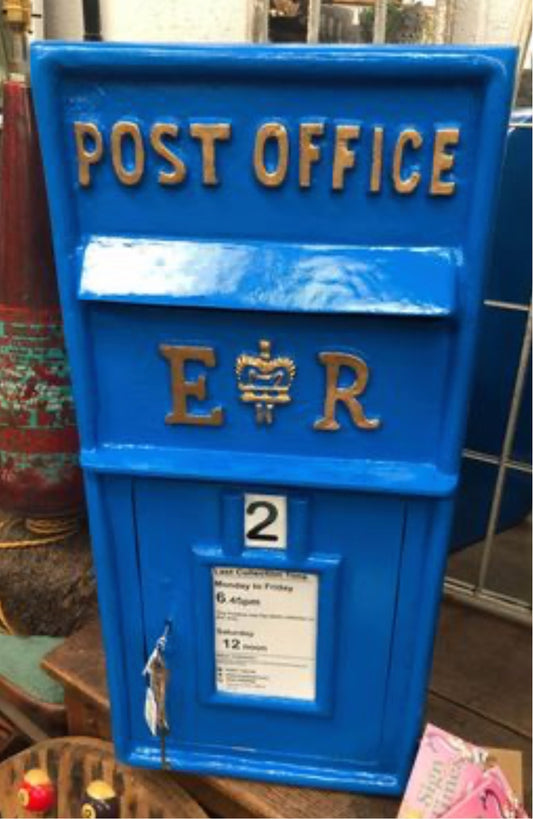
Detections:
144,683,158,737
143,623,171,738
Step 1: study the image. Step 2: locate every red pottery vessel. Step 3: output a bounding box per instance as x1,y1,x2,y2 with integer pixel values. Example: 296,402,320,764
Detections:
0,79,82,516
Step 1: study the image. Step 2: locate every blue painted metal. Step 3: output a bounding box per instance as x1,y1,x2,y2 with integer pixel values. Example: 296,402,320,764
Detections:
80,238,458,316
452,109,532,550
31,43,516,794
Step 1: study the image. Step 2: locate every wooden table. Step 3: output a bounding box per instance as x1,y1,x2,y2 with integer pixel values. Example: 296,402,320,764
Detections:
42,601,532,817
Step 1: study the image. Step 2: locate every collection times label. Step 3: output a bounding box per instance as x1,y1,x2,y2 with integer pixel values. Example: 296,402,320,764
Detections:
212,567,318,701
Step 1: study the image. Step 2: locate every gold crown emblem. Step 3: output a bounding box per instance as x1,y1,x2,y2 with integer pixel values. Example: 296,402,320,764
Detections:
235,339,296,425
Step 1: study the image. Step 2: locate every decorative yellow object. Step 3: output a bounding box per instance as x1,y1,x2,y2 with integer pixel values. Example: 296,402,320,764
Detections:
236,340,296,425
82,779,118,818
86,780,116,799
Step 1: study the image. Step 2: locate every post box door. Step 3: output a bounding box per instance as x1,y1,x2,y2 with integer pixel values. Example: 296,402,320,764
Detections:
134,478,406,767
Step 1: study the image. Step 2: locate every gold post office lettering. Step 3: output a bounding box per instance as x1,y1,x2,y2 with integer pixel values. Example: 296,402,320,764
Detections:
74,119,460,195
160,342,380,431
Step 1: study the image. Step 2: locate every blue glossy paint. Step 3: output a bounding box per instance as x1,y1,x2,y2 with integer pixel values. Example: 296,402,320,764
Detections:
452,110,532,550
31,43,516,794
80,238,458,316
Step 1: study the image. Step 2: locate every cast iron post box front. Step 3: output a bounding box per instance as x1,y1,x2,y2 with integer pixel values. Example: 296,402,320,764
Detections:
32,43,515,794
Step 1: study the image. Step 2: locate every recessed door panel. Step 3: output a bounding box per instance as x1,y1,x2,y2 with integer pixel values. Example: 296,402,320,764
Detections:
134,478,405,767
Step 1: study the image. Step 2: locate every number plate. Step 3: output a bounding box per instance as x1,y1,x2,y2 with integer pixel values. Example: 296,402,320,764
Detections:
244,494,287,549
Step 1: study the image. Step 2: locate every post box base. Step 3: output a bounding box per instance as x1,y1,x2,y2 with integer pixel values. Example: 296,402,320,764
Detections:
126,746,405,795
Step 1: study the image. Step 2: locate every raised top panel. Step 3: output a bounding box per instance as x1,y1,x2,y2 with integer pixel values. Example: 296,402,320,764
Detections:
79,238,458,315
31,44,516,490
31,44,516,248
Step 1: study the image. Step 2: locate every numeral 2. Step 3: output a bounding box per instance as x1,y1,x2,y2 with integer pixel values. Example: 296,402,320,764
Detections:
246,501,278,541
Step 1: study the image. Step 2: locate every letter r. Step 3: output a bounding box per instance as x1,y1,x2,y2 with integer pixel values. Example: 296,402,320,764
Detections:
314,352,380,432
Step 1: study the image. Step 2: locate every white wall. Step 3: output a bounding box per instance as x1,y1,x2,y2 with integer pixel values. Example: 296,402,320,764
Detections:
101,0,252,41
41,0,533,58
43,0,84,39
43,0,254,42
452,0,531,58
29,0,45,40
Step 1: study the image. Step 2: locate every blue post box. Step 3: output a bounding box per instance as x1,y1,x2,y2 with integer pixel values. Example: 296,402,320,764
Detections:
31,43,515,794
